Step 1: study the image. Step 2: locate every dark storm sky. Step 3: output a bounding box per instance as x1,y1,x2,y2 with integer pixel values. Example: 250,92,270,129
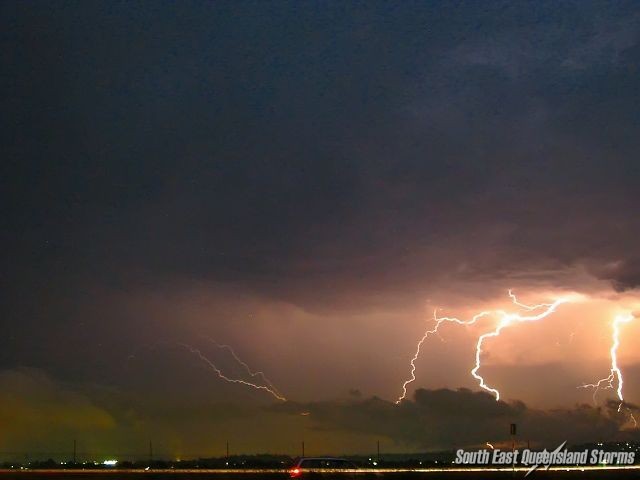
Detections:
2,1,640,455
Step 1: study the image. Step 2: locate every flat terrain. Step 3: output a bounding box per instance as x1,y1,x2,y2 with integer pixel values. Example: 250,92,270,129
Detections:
0,468,639,480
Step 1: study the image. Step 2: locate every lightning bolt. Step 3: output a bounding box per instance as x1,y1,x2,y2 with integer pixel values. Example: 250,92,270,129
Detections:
579,313,634,414
127,340,287,401
203,337,285,400
507,289,553,311
395,309,493,404
471,297,569,401
179,343,287,401
396,290,571,404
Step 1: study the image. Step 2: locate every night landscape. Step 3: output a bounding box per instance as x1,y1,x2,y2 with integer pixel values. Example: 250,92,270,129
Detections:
2,1,640,478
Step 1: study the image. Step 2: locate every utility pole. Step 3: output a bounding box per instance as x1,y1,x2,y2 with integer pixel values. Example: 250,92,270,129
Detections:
510,424,517,478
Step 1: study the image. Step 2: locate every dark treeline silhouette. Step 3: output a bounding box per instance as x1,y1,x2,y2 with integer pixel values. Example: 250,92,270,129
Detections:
0,453,453,470
1,442,637,470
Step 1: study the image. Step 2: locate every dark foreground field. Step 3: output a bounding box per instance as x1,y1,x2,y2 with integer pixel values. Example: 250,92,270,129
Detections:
0,469,638,480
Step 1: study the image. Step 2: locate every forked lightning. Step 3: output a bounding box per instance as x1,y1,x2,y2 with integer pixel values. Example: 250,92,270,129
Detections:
396,291,572,403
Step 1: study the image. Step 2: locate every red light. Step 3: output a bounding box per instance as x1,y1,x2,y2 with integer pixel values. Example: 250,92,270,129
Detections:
290,468,301,477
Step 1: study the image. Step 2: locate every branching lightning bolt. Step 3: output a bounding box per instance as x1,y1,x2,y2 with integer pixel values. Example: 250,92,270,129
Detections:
507,289,553,311
179,343,287,401
203,337,285,400
396,290,570,404
127,340,287,401
395,309,492,404
579,313,634,414
471,297,568,401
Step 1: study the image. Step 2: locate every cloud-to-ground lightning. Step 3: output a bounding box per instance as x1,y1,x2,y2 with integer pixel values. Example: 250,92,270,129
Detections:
396,291,571,404
395,309,493,404
471,297,569,401
579,313,634,414
179,343,287,401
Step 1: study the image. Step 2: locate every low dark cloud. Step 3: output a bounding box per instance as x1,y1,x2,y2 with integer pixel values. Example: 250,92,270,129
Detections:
274,388,638,449
2,369,636,457
591,259,640,292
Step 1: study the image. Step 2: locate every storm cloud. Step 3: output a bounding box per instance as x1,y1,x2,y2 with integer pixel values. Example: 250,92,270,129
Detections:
2,0,640,456
2,368,635,457
274,388,638,449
